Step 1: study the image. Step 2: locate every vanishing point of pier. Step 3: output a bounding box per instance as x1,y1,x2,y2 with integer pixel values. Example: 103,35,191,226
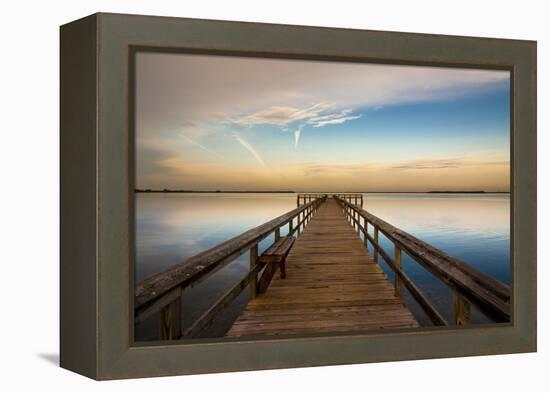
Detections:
135,194,510,340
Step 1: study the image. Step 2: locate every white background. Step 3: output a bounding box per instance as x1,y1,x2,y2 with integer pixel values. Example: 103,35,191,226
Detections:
0,0,547,390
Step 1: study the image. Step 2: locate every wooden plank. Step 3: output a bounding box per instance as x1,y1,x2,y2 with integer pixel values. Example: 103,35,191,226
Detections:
227,198,418,337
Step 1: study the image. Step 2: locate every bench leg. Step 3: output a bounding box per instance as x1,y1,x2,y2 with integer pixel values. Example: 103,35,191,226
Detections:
280,260,286,279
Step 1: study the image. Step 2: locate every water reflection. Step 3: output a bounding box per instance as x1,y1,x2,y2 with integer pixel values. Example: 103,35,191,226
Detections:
134,193,510,340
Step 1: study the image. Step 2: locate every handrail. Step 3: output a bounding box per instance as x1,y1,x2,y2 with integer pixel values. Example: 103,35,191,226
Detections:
135,195,327,339
297,193,327,206
333,195,510,324
333,193,363,207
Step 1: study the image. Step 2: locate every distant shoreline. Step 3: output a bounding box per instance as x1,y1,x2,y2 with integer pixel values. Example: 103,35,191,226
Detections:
135,189,510,194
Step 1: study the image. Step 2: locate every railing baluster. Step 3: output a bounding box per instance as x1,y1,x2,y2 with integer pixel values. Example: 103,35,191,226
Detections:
364,218,368,248
373,226,379,262
394,245,402,299
159,297,181,340
250,244,259,299
453,291,471,325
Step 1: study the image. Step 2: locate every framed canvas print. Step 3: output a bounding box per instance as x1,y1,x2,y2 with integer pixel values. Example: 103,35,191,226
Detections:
60,13,537,380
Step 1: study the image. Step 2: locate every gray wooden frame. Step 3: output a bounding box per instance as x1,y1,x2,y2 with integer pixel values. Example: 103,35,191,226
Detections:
60,12,536,380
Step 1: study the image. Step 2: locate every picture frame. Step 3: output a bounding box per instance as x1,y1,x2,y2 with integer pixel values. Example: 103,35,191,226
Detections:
60,12,536,380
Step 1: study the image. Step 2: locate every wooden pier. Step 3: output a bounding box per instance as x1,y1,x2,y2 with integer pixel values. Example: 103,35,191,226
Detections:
135,194,510,340
227,198,417,337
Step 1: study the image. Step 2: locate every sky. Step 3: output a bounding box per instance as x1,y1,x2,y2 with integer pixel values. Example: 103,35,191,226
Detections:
135,52,510,192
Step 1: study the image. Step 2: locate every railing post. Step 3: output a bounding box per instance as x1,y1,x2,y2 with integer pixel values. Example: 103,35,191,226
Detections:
373,227,379,262
453,291,471,325
394,245,402,299
289,217,293,235
250,244,259,299
159,297,181,340
364,218,368,247
275,227,281,241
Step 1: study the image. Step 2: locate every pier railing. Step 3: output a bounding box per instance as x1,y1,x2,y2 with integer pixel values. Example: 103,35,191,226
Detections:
333,193,364,207
297,193,362,207
135,195,327,340
297,193,328,206
334,195,510,326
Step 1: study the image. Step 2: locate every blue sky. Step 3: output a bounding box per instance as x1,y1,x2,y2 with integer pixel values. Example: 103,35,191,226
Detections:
136,53,510,192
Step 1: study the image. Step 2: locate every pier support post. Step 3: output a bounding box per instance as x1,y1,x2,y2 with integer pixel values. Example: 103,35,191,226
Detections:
159,297,182,340
394,245,403,299
453,292,471,325
250,244,259,299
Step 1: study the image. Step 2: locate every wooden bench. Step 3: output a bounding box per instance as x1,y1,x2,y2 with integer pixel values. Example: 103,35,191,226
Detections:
257,236,295,293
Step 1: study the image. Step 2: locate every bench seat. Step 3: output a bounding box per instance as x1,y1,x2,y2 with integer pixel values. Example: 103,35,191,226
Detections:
259,236,295,264
257,236,295,292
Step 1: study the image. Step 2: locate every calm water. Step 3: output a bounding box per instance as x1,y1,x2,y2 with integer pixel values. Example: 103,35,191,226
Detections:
134,193,510,341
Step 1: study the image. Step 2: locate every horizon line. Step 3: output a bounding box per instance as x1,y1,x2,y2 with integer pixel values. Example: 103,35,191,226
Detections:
135,188,510,194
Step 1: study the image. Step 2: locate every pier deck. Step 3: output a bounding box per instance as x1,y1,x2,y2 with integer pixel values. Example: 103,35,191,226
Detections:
227,198,418,337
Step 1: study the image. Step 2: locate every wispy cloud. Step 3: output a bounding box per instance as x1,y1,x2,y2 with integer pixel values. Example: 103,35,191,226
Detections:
232,132,267,167
307,109,362,128
391,157,508,170
229,102,361,130
179,134,221,158
229,103,329,127
294,124,304,148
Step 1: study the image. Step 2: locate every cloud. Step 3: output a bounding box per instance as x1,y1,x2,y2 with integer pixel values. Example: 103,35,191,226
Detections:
179,134,221,158
136,52,509,141
135,52,510,189
229,102,331,126
138,154,509,192
229,102,361,129
308,110,362,128
232,132,267,167
392,158,462,170
391,157,508,170
294,124,304,148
